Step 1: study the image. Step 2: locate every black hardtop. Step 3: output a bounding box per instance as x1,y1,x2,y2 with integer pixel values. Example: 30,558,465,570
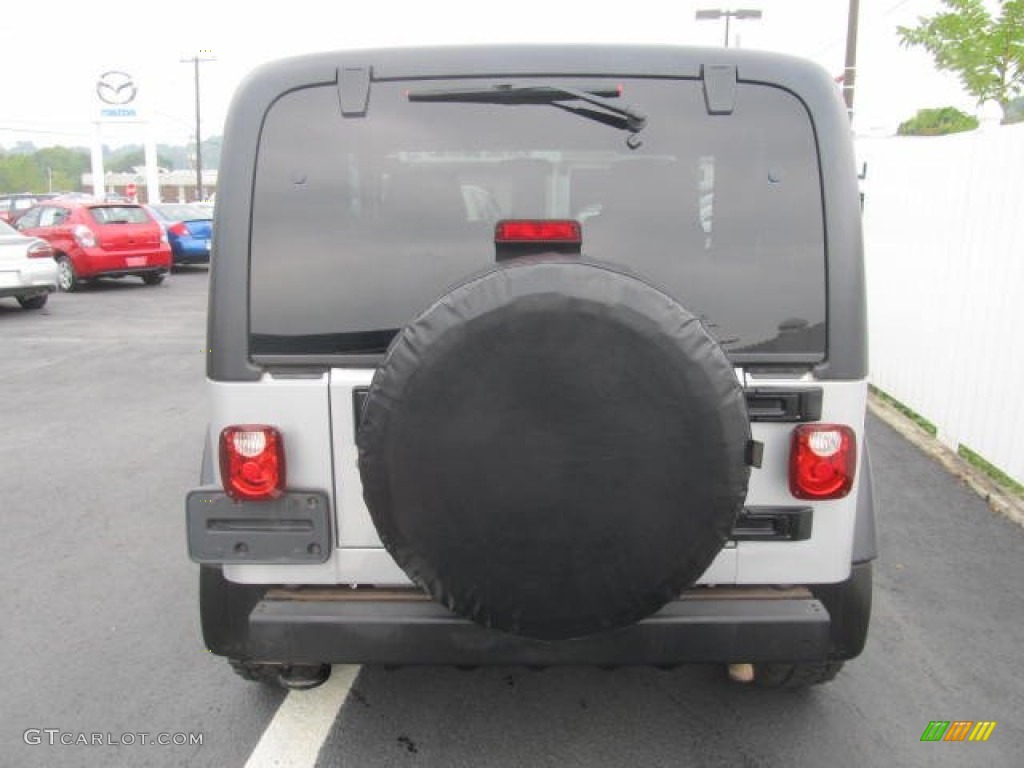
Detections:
237,43,833,88
209,45,865,382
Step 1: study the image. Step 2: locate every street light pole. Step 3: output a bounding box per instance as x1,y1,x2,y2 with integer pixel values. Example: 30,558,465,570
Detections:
181,51,216,201
695,8,763,48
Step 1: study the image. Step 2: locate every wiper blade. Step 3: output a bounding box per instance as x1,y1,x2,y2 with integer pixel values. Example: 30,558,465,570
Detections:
407,83,647,133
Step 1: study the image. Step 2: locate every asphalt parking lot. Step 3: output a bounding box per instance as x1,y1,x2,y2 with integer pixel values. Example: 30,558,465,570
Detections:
1,270,1022,767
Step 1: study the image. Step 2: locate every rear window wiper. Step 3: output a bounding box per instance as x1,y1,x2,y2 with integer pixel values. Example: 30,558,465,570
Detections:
407,83,647,135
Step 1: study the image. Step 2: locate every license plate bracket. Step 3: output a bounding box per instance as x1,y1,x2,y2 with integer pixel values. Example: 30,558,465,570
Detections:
186,489,331,564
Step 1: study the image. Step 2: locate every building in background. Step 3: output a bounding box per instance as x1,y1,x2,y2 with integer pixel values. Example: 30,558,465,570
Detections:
81,169,216,202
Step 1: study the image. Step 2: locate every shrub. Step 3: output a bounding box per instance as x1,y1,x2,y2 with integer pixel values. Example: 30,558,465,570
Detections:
897,106,979,136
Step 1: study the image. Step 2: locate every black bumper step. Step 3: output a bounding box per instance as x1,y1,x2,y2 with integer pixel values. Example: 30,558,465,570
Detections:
246,593,830,665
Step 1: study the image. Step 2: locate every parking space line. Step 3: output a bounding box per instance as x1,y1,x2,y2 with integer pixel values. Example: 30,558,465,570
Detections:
244,665,360,768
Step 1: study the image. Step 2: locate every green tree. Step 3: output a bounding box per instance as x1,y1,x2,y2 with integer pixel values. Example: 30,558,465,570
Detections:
0,147,89,194
106,147,174,173
897,0,1024,119
0,154,44,193
34,147,89,192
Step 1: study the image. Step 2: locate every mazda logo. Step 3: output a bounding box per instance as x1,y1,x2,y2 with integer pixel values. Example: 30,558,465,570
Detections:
96,71,137,106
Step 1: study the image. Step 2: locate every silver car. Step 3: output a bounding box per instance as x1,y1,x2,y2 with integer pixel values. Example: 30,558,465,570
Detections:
0,219,58,310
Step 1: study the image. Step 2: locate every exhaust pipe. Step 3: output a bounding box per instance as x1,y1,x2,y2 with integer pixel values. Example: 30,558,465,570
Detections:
277,663,332,690
727,663,755,683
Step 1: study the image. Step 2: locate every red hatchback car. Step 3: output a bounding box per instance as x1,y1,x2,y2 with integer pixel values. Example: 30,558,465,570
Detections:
16,199,172,291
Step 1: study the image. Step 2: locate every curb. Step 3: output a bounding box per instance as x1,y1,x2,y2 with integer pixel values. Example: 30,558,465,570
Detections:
868,393,1024,529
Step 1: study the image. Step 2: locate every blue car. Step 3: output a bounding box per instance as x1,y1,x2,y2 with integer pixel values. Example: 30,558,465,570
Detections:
145,203,213,265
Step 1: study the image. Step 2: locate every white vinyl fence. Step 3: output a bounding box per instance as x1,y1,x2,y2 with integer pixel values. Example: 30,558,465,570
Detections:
857,123,1024,485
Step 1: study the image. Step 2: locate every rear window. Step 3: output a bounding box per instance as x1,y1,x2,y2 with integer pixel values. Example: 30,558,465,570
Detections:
89,206,150,225
151,204,210,221
250,77,825,361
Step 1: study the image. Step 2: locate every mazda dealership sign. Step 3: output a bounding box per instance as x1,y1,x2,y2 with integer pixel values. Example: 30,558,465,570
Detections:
95,71,142,121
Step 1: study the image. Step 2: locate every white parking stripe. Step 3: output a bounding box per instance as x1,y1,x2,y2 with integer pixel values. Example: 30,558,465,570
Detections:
245,665,360,768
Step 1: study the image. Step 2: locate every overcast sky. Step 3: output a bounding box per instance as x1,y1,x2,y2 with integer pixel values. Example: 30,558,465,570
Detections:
1,0,976,149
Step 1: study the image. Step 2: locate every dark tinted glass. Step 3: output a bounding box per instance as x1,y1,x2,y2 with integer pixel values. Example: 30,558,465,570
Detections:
151,204,210,221
251,78,825,359
89,206,150,225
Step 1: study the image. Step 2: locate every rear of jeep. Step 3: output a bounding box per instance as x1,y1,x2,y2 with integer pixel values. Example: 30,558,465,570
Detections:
187,46,874,689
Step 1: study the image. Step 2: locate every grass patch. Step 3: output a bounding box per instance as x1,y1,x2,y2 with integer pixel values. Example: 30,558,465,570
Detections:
869,385,937,437
958,445,1024,499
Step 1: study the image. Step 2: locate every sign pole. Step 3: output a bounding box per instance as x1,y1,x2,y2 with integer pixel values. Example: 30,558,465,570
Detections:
144,122,161,204
91,122,106,199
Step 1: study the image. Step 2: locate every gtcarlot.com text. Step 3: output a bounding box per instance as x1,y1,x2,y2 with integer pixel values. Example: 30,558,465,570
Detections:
24,729,203,747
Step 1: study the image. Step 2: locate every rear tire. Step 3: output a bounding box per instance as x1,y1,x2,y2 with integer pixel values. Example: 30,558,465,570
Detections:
56,256,77,292
753,661,845,688
227,659,331,690
142,272,165,286
750,563,872,689
228,658,278,685
17,293,48,310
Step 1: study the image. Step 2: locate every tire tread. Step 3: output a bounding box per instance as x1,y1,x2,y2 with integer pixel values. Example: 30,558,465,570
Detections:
754,660,845,688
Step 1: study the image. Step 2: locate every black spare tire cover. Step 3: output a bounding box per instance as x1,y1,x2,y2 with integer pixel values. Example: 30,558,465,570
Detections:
357,260,750,641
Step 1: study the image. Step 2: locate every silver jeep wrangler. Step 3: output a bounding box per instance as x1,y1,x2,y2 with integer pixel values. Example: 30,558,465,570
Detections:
187,45,874,690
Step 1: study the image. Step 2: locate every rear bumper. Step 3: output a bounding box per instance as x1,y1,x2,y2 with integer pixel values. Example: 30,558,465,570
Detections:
170,238,211,263
0,259,58,297
248,591,830,665
77,246,172,276
200,563,870,666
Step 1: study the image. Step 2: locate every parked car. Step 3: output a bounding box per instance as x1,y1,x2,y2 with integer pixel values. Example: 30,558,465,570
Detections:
192,200,215,217
145,203,213,265
0,219,58,309
16,200,171,291
0,193,60,224
188,46,874,691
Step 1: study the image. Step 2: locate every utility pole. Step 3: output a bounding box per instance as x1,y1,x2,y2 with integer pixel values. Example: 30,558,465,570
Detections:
181,51,216,201
695,8,763,48
843,0,861,120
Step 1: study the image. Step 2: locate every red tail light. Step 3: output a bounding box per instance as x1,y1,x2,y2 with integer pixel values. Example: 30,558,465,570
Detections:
27,241,54,259
789,424,857,500
220,425,286,500
495,219,582,244
168,222,189,237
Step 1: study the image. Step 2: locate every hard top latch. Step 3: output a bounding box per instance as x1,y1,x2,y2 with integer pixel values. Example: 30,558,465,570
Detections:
338,67,372,117
702,64,737,116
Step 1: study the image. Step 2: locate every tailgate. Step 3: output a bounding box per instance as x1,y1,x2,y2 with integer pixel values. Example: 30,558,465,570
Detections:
88,206,162,251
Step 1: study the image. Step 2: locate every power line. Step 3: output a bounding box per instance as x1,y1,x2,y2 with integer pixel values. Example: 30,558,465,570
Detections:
882,0,913,17
0,126,92,138
810,0,916,61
